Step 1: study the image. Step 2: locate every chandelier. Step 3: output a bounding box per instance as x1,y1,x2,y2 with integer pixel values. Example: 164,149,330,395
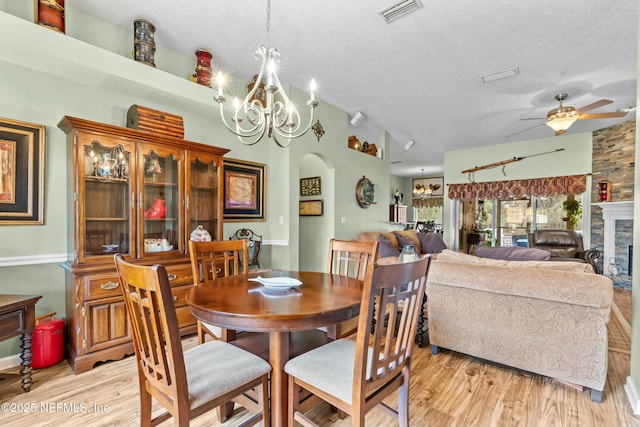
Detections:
413,169,432,199
213,0,318,147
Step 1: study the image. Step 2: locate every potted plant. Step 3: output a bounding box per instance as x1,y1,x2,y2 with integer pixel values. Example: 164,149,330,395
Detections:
562,198,582,229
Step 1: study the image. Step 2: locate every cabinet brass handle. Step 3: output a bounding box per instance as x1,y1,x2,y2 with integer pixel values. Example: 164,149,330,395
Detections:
167,274,178,281
100,281,119,290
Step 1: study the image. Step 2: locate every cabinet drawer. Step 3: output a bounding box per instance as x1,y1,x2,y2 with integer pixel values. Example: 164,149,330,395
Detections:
85,275,122,300
175,305,196,328
165,264,193,286
171,284,193,308
0,310,24,339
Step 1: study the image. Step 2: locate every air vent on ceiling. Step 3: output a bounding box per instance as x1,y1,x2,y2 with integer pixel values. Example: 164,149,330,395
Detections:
379,0,423,23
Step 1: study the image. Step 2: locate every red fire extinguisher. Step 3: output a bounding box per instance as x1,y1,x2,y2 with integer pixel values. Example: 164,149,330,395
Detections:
31,312,65,369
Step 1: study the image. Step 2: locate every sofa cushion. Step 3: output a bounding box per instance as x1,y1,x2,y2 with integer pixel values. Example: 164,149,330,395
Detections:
392,230,421,253
475,246,551,261
377,235,401,258
417,232,447,254
436,249,594,273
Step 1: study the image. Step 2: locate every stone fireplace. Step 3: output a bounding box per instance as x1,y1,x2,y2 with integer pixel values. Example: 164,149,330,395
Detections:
592,201,633,289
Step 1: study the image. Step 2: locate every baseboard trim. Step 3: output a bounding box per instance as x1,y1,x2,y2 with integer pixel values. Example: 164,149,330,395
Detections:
0,354,21,370
0,253,67,267
624,376,640,415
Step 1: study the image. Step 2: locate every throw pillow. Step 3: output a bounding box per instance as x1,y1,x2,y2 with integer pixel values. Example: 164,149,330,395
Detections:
475,246,551,261
393,232,416,251
417,232,447,254
378,235,400,258
392,230,421,252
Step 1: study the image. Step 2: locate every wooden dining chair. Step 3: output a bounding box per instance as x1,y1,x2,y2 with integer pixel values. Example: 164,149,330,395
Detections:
285,255,432,427
325,239,379,340
113,254,271,427
188,239,249,344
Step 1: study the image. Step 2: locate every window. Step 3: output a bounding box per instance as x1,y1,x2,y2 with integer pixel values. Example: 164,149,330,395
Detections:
477,195,579,247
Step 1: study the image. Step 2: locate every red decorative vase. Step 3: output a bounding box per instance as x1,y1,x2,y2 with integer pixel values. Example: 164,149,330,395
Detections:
144,198,166,218
38,0,65,33
194,49,213,87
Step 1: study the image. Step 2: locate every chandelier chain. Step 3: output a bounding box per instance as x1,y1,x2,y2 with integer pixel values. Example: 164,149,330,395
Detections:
266,0,271,48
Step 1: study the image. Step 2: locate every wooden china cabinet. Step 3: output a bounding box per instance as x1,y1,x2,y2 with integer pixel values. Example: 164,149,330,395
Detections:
58,116,228,374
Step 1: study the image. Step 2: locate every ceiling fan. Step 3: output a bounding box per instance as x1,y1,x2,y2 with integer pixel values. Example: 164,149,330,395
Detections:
509,93,628,137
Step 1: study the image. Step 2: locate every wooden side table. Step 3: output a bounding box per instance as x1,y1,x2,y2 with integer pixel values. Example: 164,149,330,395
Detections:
0,294,42,392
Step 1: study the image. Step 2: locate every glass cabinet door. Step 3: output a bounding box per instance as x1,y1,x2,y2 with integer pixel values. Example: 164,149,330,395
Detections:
139,146,184,256
187,152,220,243
81,138,134,262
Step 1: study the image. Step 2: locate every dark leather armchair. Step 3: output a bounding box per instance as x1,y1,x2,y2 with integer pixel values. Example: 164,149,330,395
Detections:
528,229,600,273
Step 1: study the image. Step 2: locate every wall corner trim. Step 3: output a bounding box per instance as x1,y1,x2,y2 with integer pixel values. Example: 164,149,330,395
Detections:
624,376,640,415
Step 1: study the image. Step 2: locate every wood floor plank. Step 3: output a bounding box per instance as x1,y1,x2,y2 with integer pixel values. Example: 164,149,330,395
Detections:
0,290,638,427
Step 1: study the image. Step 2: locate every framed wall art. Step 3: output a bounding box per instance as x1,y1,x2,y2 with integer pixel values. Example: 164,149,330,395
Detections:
223,158,266,221
299,199,324,216
412,176,444,197
300,176,321,196
0,117,46,225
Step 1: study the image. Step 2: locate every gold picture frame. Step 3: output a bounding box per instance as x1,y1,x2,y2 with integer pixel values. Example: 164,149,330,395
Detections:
0,117,46,225
300,176,321,196
299,199,324,216
223,158,266,221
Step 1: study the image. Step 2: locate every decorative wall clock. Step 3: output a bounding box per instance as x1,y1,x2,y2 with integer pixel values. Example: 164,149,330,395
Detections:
300,176,321,196
355,175,375,208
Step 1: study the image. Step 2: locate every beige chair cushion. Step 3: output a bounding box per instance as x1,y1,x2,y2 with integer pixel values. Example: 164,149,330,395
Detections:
284,339,373,405
185,340,271,409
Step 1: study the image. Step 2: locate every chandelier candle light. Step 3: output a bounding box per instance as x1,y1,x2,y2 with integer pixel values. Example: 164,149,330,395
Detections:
213,0,318,147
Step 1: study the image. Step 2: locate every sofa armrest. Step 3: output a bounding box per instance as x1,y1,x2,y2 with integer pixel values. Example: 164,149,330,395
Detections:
580,249,600,274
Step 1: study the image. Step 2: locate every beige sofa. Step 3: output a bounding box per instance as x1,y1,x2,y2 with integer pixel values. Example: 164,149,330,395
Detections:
427,250,613,402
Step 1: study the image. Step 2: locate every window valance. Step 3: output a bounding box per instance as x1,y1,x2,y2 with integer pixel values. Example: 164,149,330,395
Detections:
447,174,587,200
412,197,444,208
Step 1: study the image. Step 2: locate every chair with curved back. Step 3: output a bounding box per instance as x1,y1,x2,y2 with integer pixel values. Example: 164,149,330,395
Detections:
188,239,249,344
113,254,271,427
285,256,432,427
229,228,263,270
325,239,379,340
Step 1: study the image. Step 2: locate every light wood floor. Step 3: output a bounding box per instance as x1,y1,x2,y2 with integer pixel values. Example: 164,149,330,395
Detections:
0,289,637,427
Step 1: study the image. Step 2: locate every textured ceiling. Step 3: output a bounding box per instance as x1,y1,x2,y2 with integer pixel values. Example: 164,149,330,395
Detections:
65,0,638,177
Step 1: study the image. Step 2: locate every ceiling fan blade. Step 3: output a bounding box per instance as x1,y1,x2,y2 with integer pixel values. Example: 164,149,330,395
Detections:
506,122,546,138
518,117,546,121
578,111,628,120
575,99,613,115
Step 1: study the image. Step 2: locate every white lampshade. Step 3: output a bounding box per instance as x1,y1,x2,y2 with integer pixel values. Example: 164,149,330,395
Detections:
546,116,577,133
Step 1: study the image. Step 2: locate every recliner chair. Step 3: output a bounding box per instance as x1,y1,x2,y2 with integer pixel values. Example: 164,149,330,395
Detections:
528,229,600,273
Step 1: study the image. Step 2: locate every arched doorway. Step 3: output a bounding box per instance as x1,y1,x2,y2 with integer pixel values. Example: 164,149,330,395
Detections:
298,153,334,272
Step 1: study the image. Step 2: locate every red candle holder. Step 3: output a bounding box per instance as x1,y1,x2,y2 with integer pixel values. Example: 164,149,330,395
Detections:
598,180,611,202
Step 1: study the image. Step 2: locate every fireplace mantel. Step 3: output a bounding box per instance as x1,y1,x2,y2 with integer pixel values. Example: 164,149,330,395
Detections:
592,201,634,274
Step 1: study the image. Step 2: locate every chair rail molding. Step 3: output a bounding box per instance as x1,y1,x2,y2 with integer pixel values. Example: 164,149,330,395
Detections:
0,253,67,267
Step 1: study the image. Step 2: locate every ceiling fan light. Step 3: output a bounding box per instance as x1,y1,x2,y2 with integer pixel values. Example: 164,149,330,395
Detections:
546,116,577,132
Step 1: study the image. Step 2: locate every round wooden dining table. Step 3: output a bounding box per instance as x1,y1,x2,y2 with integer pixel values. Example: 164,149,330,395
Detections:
186,270,363,427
